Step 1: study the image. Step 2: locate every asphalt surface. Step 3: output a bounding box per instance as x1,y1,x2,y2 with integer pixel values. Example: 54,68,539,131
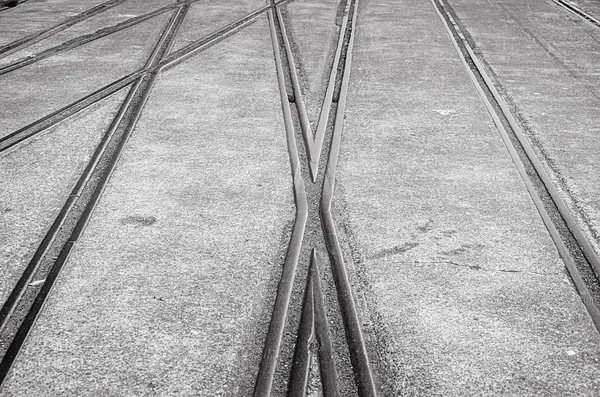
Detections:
1,0,600,395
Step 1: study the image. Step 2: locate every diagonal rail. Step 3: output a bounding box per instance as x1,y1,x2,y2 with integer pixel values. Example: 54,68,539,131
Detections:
0,3,280,153
0,0,126,58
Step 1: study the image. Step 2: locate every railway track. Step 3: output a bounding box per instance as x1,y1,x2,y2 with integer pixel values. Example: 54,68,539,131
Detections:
1,0,600,394
0,3,273,152
2,0,366,392
0,0,126,58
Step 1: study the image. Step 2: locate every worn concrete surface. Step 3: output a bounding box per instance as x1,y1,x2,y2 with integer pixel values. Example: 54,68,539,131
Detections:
449,0,600,257
1,0,600,395
335,0,600,395
1,16,294,396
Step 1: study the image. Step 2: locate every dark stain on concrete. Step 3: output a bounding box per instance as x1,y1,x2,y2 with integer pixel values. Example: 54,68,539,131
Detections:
369,242,419,260
449,261,482,271
439,243,484,256
120,215,157,227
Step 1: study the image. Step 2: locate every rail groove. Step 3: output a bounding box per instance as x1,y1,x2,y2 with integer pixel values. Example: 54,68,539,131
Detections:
432,0,600,329
0,72,140,153
274,1,351,182
288,249,340,397
1,0,376,392
319,1,377,394
255,0,377,395
253,8,309,396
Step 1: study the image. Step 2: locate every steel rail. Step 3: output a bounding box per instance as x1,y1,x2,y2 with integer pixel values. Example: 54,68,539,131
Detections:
0,4,190,386
161,3,270,69
0,0,126,58
274,1,351,182
287,248,340,397
161,0,295,69
319,0,378,395
253,7,308,396
288,249,340,397
553,0,600,28
431,0,600,330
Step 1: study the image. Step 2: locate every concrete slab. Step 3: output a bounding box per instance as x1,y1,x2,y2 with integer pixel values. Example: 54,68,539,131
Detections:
334,0,600,395
1,16,295,396
0,89,127,308
448,0,600,256
0,12,170,138
169,0,263,53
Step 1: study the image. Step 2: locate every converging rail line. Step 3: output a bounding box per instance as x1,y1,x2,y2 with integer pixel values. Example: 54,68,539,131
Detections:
255,0,378,395
0,3,275,152
0,2,192,383
0,0,126,58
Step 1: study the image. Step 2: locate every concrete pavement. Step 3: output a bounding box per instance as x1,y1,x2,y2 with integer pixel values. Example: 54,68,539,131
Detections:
1,0,600,395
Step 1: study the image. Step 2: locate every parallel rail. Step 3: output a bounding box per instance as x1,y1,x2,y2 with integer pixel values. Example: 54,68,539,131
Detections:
433,0,600,330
